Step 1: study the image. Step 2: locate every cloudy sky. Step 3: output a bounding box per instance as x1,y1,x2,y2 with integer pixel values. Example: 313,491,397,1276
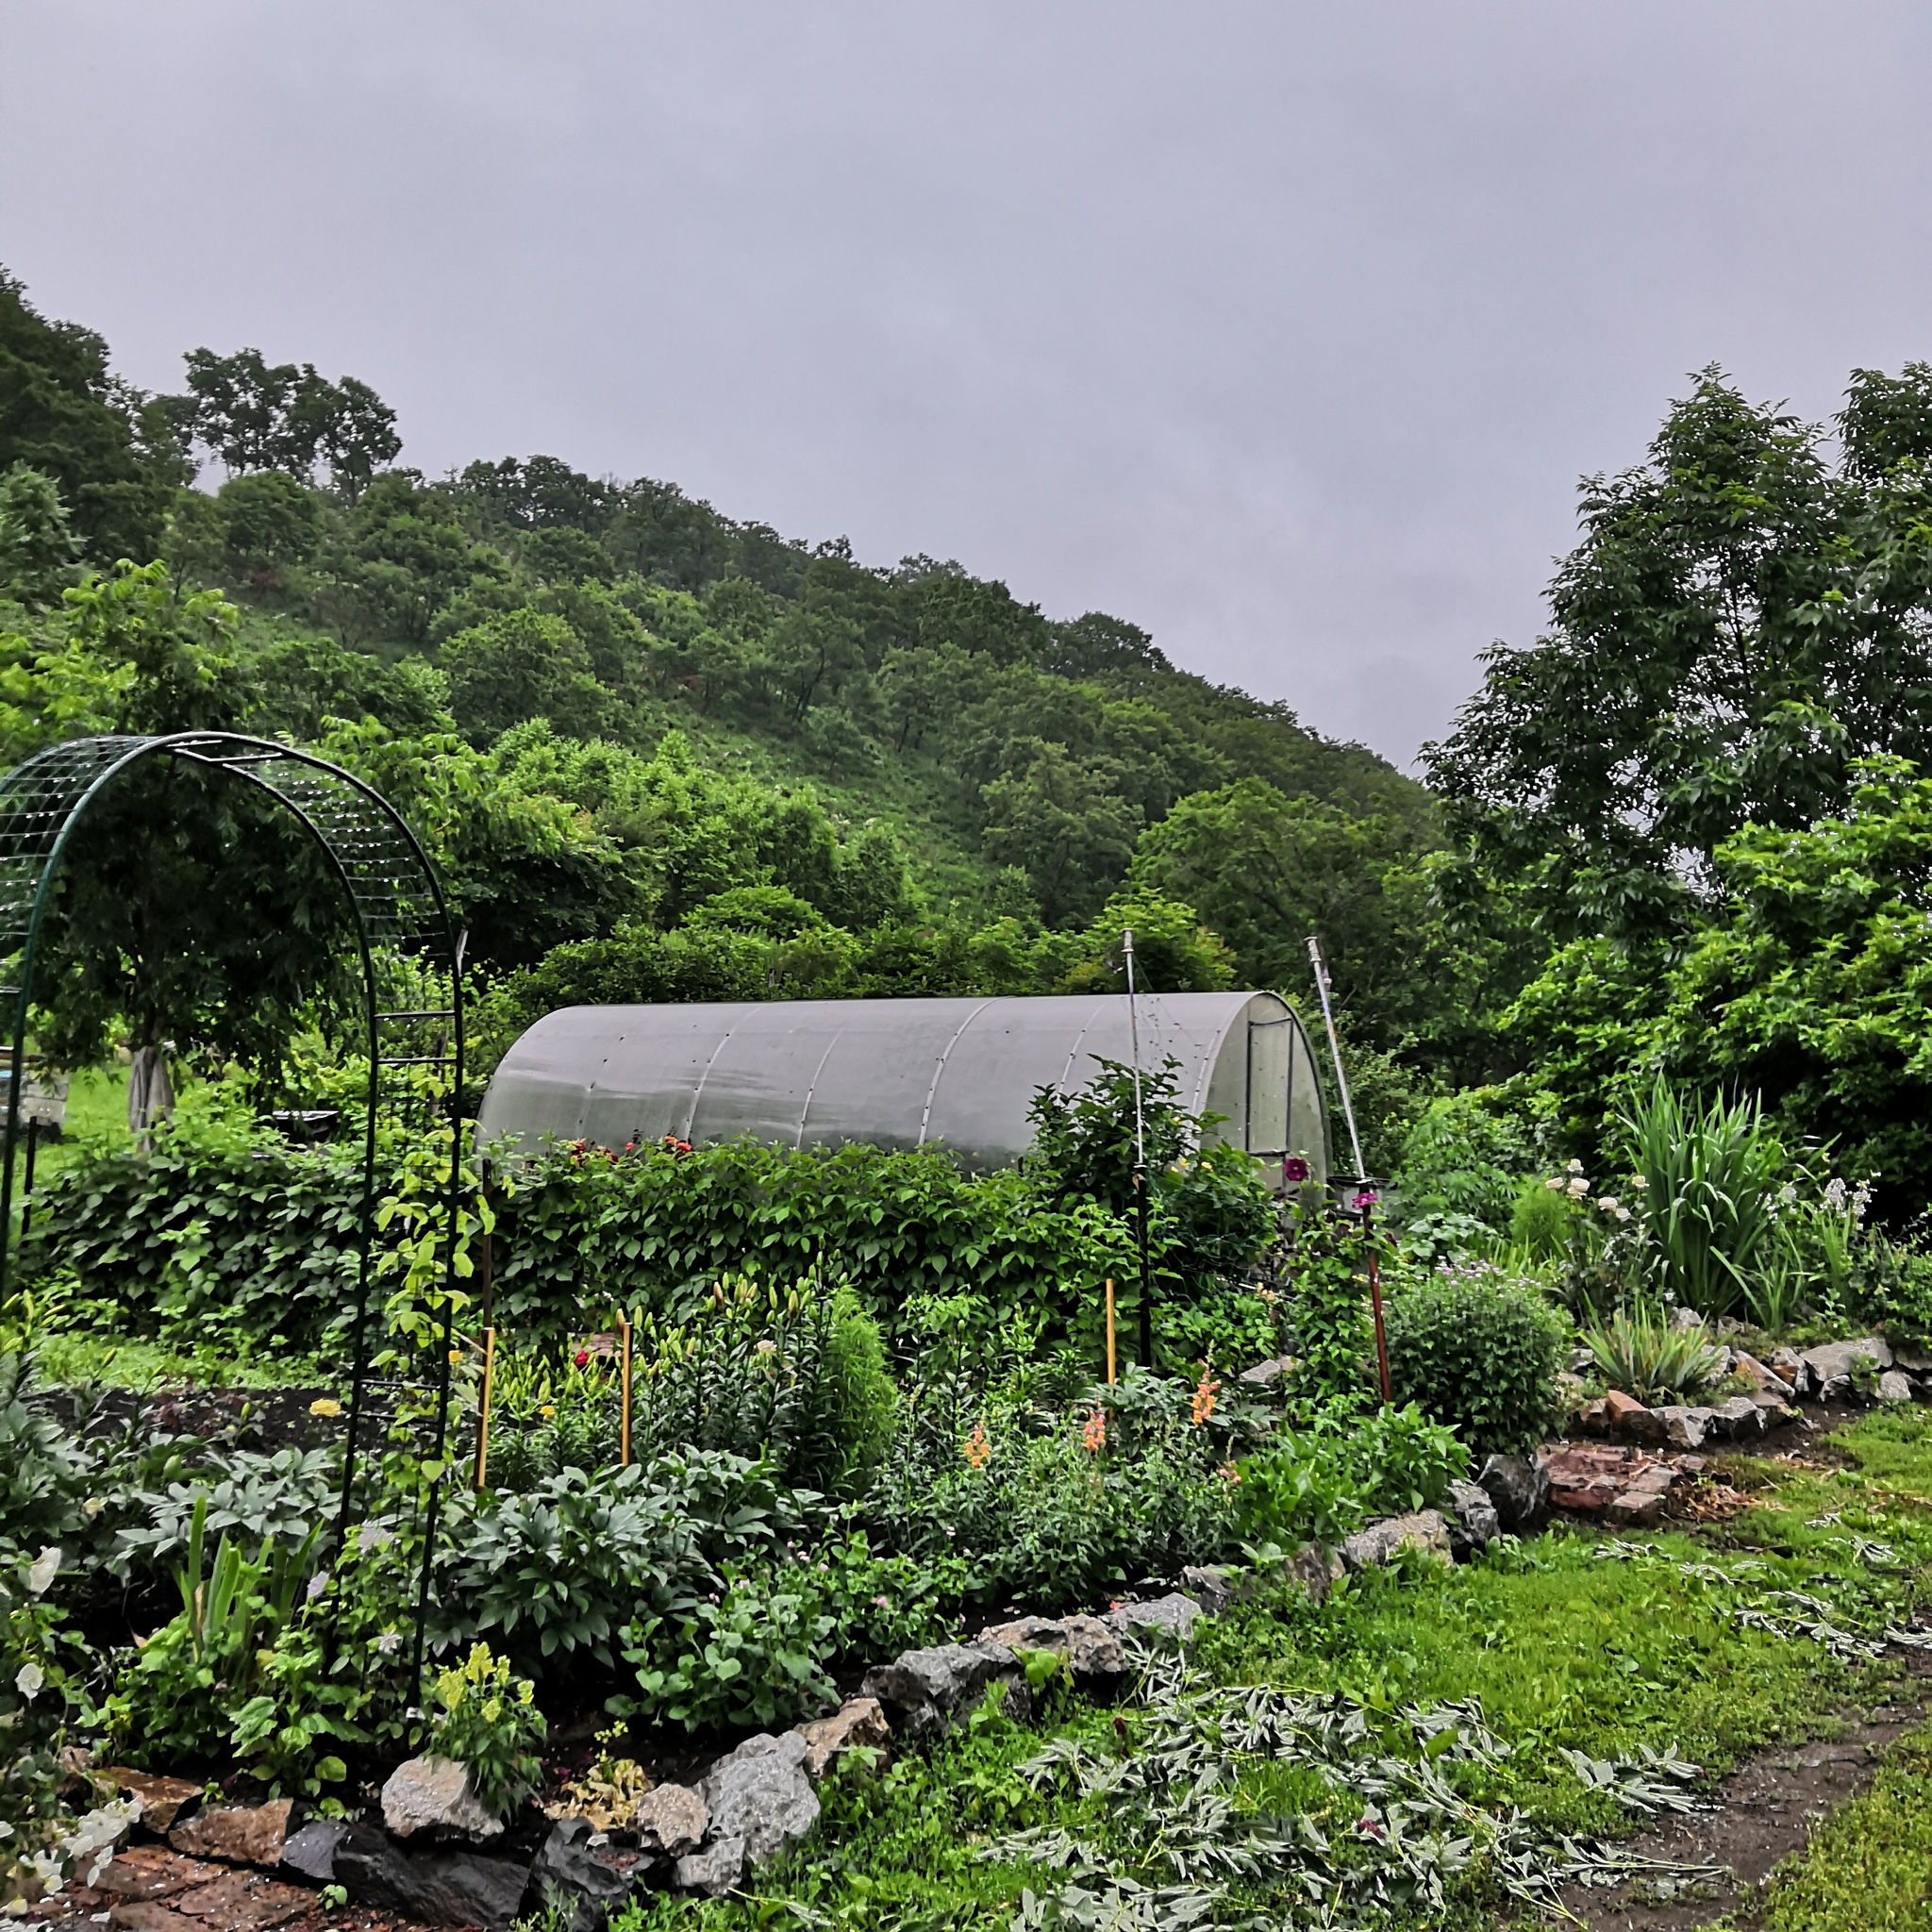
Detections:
6,3,1932,765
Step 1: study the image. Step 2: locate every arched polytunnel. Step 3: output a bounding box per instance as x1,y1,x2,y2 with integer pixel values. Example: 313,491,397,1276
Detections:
478,991,1327,1184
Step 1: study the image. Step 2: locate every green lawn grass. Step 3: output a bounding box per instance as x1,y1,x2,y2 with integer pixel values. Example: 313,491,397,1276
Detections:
616,1409,1932,1929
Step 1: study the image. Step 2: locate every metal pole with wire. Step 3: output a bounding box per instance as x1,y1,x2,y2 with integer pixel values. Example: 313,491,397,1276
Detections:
1123,928,1154,1368
1307,935,1366,1182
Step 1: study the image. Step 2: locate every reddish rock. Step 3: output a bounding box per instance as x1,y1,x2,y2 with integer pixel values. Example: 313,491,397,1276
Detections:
169,1800,293,1869
1576,1399,1609,1436
98,1770,202,1836
108,1903,191,1932
171,1870,312,1930
1604,1391,1665,1444
97,1848,219,1901
1606,1490,1665,1528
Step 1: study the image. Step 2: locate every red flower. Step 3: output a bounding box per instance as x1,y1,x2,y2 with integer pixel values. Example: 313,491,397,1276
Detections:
1282,1157,1311,1185
574,1350,590,1369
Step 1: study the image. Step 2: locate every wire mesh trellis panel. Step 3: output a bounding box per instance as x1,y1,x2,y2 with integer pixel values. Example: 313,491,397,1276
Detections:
0,731,468,1717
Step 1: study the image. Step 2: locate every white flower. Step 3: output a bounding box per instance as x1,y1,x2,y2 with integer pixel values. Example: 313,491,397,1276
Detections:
375,1630,403,1656
1615,1207,1631,1222
1824,1177,1848,1211
26,1547,59,1595
14,1661,44,1702
1567,1158,1584,1174
1596,1196,1619,1214
1544,1176,1564,1191
1631,1173,1649,1190
1566,1177,1590,1199
358,1523,392,1555
306,1571,329,1603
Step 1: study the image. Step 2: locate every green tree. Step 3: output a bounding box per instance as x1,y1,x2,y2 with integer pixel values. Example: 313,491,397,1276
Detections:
0,269,174,562
0,465,82,608
1429,364,1932,942
980,739,1141,926
441,608,610,744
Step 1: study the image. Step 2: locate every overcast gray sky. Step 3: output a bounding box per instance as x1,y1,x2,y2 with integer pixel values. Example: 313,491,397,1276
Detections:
6,3,1931,765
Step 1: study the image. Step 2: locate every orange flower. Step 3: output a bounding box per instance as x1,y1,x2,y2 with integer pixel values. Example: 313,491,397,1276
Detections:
1082,1408,1108,1454
963,1422,991,1471
1191,1358,1221,1427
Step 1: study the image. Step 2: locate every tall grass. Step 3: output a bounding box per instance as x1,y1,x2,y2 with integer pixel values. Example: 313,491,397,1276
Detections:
1620,1078,1779,1320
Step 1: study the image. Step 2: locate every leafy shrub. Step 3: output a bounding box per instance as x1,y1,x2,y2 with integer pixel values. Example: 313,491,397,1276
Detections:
1578,1305,1728,1404
1852,1238,1932,1346
2,1543,89,1902
1508,1178,1574,1263
1233,1402,1470,1548
114,1445,339,1576
1275,1207,1374,1412
435,1452,821,1670
1392,1091,1540,1232
619,1567,837,1732
0,1355,89,1558
1383,1264,1569,1456
627,1275,896,1497
429,1643,546,1820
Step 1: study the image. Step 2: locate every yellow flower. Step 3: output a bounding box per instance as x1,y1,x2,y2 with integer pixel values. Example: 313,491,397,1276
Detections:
309,1398,342,1418
449,1349,463,1366
541,1404,557,1420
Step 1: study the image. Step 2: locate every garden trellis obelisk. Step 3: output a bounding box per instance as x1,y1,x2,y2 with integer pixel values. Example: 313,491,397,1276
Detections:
0,731,468,1712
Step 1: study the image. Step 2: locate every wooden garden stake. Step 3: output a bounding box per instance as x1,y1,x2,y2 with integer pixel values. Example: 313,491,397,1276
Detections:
1105,1279,1117,1385
474,1325,496,1490
620,1316,633,1466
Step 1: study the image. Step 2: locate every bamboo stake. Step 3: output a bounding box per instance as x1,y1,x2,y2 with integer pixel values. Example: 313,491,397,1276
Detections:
1105,1279,1117,1385
620,1316,633,1466
473,1324,497,1490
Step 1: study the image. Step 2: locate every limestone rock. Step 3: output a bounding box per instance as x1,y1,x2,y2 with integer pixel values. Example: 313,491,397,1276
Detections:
334,1822,532,1932
1475,1453,1550,1535
1100,1592,1206,1645
979,1613,1126,1679
674,1836,746,1897
631,1783,709,1856
1340,1510,1453,1573
1237,1355,1292,1386
381,1754,504,1842
700,1732,820,1870
1709,1395,1766,1440
1279,1541,1346,1602
279,1821,348,1886
522,1817,656,1932
1732,1351,1781,1393
1771,1347,1810,1394
169,1798,294,1867
861,1641,1033,1739
1441,1478,1500,1559
98,1769,200,1836
1878,1369,1915,1404
1802,1337,1893,1401
794,1696,893,1779
1653,1406,1711,1451
1179,1565,1238,1615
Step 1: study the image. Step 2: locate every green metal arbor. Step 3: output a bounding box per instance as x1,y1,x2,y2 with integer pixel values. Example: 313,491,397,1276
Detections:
0,731,468,1690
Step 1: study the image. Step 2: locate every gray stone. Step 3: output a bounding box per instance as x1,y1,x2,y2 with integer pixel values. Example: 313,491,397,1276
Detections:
1280,1540,1346,1602
631,1782,708,1856
700,1732,821,1871
1732,1351,1781,1393
1441,1479,1501,1559
1340,1510,1453,1573
279,1821,348,1886
1668,1304,1703,1331
1100,1592,1206,1645
522,1817,656,1932
1179,1565,1238,1615
861,1641,1033,1739
1878,1370,1915,1404
674,1836,746,1897
978,1613,1126,1679
1802,1337,1893,1401
1710,1395,1766,1440
793,1696,892,1779
1475,1453,1550,1536
1654,1406,1712,1451
1238,1355,1292,1386
381,1754,504,1843
334,1822,531,1932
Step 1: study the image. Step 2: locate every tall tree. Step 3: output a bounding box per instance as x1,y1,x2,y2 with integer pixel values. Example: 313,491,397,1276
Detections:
1428,364,1932,943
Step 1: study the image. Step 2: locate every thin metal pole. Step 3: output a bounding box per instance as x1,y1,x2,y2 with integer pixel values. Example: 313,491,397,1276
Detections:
1104,1280,1116,1385
1307,936,1367,1180
19,1117,37,1242
1364,1198,1391,1403
1123,929,1153,1368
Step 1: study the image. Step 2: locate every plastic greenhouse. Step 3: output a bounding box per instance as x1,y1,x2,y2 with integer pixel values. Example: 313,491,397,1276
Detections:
477,991,1327,1184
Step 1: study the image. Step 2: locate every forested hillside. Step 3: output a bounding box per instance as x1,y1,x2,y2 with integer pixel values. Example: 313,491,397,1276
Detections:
0,266,1517,1115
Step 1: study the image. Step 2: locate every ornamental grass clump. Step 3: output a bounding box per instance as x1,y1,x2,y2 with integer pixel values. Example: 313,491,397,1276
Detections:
1578,1304,1728,1405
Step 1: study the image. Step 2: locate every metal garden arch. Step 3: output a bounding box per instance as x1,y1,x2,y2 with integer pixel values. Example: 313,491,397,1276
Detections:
0,731,467,1687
